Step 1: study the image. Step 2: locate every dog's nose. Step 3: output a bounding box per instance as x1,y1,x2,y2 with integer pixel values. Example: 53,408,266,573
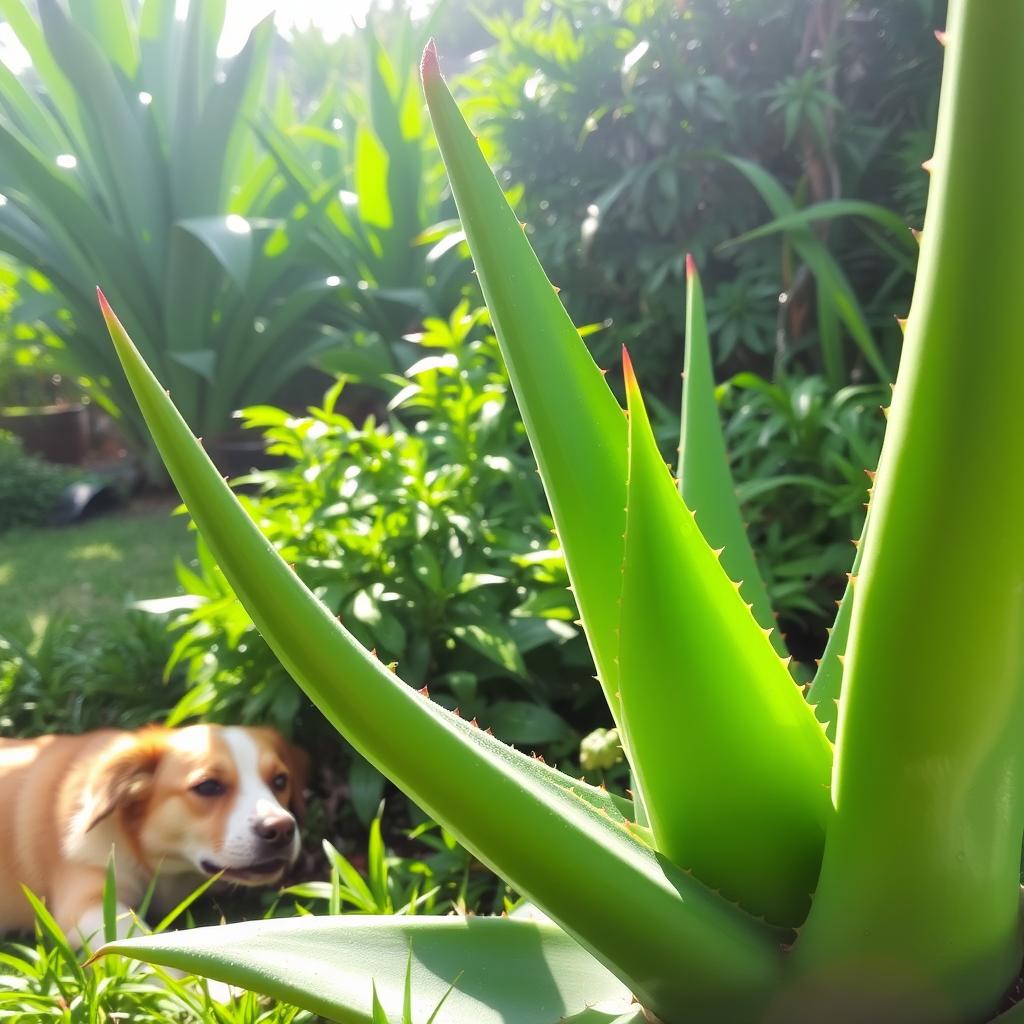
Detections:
253,814,295,847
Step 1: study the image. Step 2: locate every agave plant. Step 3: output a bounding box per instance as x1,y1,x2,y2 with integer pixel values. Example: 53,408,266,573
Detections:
96,2,1024,1021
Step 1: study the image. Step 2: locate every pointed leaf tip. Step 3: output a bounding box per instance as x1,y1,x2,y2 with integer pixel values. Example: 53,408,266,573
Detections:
97,289,126,341
421,39,440,85
685,253,697,280
622,346,637,392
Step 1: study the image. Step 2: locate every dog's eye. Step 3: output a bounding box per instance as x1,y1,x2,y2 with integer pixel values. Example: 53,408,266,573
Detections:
192,778,226,798
271,773,288,792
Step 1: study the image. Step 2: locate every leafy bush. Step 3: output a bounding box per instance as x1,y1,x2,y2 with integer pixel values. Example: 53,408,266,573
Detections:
722,373,886,631
165,304,598,818
0,430,75,532
463,0,941,387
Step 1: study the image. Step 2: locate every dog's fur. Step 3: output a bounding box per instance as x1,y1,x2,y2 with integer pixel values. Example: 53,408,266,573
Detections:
0,724,308,945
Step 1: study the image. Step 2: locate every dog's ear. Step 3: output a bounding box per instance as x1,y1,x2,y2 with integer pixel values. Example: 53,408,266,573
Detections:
84,731,165,832
277,738,311,819
283,742,311,818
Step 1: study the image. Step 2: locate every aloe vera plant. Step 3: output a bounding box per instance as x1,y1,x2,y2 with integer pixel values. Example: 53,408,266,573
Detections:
95,3,1024,1021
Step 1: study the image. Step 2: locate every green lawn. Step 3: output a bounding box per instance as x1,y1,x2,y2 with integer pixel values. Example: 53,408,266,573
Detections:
0,499,195,637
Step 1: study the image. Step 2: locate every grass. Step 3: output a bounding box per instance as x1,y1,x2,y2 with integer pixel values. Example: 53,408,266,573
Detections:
0,498,194,638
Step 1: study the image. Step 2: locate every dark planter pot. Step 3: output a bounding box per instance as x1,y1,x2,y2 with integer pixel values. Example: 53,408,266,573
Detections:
0,403,90,464
206,429,289,481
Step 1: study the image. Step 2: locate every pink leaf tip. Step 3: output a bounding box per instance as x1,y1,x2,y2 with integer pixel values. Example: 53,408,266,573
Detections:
685,253,696,279
96,286,111,316
421,39,440,85
621,345,636,389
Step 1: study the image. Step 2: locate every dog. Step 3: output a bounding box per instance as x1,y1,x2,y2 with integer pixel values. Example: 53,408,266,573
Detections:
0,724,308,946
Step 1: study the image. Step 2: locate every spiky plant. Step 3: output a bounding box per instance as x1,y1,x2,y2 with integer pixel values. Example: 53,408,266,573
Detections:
95,2,1024,1021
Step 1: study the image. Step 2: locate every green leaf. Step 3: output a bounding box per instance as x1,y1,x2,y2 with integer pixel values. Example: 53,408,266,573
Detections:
169,348,217,382
98,292,785,1021
420,43,632,749
805,513,869,742
176,216,255,290
723,156,890,385
349,757,387,827
452,623,526,677
619,349,832,926
483,701,570,746
69,0,138,78
678,256,783,655
794,5,1024,1019
100,917,632,1024
718,199,915,253
356,123,393,231
102,852,118,944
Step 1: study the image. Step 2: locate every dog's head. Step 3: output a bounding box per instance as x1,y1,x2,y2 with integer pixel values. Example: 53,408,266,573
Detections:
74,724,309,885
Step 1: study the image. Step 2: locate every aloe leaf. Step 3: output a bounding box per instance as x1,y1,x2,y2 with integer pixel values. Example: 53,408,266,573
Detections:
794,4,1024,1019
420,43,631,733
98,296,783,1020
101,917,631,1024
805,512,870,742
620,348,831,927
678,256,783,656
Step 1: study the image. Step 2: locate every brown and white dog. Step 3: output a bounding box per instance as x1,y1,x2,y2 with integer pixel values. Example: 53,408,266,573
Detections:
0,724,308,946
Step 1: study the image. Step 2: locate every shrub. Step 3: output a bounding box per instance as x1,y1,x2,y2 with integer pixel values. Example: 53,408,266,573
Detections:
722,372,886,634
0,430,75,532
463,0,941,388
165,304,598,818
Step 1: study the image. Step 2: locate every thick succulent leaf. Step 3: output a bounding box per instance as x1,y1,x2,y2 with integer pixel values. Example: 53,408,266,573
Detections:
420,43,630,733
99,297,784,1021
794,4,1024,1020
991,1001,1024,1023
677,256,783,656
101,917,632,1024
620,349,831,927
805,513,869,742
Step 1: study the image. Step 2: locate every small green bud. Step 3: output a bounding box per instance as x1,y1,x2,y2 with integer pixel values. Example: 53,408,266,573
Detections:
580,727,624,772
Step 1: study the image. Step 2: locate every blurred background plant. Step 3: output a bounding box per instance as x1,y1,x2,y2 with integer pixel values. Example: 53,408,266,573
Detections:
158,305,600,829
256,9,473,391
0,428,78,530
460,0,938,390
720,372,885,656
0,257,88,410
0,0,471,481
